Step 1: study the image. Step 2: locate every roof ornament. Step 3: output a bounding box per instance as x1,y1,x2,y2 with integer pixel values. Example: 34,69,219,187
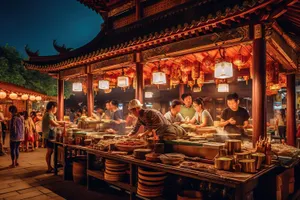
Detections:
53,40,73,55
25,45,39,57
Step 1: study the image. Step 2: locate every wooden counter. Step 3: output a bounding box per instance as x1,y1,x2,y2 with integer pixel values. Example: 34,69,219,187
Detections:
52,141,279,200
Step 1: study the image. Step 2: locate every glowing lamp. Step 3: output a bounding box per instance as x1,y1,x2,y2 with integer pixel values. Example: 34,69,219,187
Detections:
117,68,129,88
98,80,110,90
72,82,82,92
9,92,18,100
214,61,233,79
145,92,153,98
217,83,229,93
21,94,29,100
152,72,166,85
117,76,129,88
0,90,7,99
36,96,42,101
104,89,112,94
29,96,36,101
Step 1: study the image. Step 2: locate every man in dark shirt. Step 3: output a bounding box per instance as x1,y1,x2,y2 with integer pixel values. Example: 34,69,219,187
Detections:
219,93,250,134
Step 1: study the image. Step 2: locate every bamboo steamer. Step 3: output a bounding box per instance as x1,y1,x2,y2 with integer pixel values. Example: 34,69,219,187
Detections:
106,166,128,172
137,189,163,198
104,172,125,181
72,156,87,184
138,167,166,176
138,182,164,191
138,174,167,182
105,170,127,175
138,179,165,186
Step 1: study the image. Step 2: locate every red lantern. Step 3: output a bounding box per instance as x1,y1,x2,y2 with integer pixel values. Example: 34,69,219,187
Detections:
197,71,205,88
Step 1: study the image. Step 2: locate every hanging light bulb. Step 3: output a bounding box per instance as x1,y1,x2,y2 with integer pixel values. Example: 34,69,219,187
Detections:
36,96,42,101
0,90,7,99
99,80,110,90
214,61,233,79
104,89,112,94
152,62,166,85
21,94,29,100
117,68,129,88
72,82,83,92
29,95,36,101
214,48,233,79
9,92,18,100
217,83,229,93
145,92,153,98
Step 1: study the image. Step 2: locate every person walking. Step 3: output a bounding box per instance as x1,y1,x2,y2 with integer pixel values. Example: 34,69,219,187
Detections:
9,105,24,167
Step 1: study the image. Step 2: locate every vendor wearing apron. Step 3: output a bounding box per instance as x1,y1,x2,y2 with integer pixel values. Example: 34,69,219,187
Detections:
219,93,250,136
127,99,186,140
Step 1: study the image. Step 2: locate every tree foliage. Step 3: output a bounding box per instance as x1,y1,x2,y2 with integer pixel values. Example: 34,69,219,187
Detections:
0,45,72,98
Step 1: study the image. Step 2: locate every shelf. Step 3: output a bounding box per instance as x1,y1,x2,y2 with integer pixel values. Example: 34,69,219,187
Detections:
87,169,133,191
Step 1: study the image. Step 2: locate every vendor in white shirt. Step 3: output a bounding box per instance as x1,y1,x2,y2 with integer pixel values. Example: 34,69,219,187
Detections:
189,97,214,128
164,100,185,125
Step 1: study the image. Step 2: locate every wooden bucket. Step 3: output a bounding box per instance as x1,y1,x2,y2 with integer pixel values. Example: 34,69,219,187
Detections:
72,156,87,184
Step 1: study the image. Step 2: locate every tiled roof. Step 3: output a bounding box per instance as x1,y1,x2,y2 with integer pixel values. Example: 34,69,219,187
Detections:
24,0,279,72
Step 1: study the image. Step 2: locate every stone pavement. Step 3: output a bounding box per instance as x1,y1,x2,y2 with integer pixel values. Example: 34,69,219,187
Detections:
0,148,128,200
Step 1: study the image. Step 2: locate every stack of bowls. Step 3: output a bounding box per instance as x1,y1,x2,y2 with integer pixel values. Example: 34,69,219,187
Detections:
137,167,167,198
104,159,128,181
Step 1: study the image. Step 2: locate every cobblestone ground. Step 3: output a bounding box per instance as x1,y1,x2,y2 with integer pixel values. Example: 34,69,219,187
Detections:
0,146,128,200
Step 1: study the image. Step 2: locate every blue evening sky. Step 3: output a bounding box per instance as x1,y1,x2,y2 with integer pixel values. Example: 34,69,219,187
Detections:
0,0,103,57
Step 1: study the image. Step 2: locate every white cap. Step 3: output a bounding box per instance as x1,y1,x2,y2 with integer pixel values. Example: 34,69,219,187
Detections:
128,99,143,110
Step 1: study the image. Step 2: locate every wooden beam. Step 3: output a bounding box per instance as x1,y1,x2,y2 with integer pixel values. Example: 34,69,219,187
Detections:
87,73,94,117
57,75,64,121
252,24,267,146
286,73,296,146
269,30,298,69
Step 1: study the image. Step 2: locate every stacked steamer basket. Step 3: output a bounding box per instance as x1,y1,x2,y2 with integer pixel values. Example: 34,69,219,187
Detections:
104,159,128,181
137,167,167,198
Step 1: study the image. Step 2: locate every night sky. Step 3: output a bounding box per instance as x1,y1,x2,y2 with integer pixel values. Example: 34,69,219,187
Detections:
0,0,103,57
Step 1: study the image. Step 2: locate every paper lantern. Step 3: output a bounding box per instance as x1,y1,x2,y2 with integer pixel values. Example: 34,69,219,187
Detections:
117,76,129,87
99,80,110,90
214,61,233,79
72,82,82,92
217,83,229,93
152,71,166,85
29,96,36,101
9,93,18,100
21,94,29,100
36,96,42,101
145,92,153,98
117,68,129,88
0,90,7,99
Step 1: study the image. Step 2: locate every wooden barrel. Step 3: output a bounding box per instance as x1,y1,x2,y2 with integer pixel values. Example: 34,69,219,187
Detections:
72,156,87,184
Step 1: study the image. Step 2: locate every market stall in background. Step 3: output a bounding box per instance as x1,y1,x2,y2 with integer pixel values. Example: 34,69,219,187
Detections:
23,0,300,199
0,81,56,116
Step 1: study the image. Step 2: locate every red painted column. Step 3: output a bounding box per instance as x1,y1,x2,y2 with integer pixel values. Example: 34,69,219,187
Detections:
57,76,64,121
179,84,185,100
135,63,144,104
287,73,296,146
252,24,267,146
87,73,94,117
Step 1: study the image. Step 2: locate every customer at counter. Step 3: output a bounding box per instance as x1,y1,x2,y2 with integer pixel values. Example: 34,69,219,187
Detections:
164,99,185,124
110,100,126,134
180,93,195,121
104,100,113,119
219,93,250,135
189,97,214,127
127,99,186,140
